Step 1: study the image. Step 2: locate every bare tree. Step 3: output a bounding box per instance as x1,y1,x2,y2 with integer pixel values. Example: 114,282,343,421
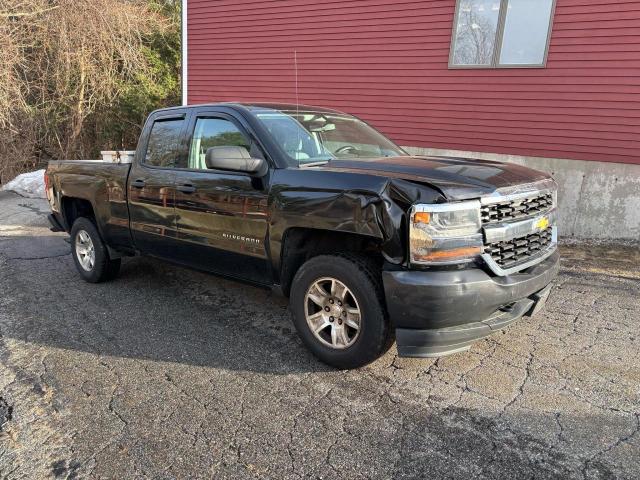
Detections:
0,0,168,183
0,1,39,182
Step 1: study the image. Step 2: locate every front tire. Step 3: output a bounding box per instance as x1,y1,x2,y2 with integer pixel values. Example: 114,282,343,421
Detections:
70,217,121,283
290,255,393,369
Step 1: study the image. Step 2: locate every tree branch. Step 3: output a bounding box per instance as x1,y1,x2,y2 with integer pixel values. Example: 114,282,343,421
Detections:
0,6,59,18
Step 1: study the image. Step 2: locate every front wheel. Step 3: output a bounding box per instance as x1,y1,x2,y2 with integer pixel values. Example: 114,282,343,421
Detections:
70,217,121,283
290,255,393,369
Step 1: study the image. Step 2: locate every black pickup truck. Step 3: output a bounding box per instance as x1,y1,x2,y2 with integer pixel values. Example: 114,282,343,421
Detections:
45,103,559,368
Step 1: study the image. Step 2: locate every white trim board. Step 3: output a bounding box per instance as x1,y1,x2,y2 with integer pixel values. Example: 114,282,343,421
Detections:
181,0,188,106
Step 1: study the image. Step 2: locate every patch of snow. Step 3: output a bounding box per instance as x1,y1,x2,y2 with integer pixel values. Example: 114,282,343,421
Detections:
1,169,46,198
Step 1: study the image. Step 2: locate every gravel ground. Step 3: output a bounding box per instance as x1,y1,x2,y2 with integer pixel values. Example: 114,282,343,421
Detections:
0,191,638,479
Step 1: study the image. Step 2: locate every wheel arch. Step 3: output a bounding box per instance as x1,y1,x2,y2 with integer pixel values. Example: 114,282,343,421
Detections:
60,196,97,232
278,227,384,297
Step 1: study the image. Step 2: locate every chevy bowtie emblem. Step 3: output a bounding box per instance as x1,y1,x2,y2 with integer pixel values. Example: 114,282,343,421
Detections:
535,216,550,231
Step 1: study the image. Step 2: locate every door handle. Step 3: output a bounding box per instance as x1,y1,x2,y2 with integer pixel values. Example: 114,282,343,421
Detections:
131,179,145,188
177,183,196,194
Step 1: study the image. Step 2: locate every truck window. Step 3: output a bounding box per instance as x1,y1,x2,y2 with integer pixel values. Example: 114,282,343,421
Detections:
145,118,185,168
188,118,251,170
252,108,404,165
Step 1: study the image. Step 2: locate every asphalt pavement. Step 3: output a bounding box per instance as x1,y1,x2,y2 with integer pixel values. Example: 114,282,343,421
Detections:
0,191,638,479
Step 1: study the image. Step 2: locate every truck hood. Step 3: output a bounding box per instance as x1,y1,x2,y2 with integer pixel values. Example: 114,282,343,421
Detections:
322,155,550,200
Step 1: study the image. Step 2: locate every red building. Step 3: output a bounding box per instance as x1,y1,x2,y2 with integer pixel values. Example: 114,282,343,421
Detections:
182,0,640,239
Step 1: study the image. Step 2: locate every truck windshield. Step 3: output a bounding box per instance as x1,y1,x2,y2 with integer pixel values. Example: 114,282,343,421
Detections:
253,108,406,166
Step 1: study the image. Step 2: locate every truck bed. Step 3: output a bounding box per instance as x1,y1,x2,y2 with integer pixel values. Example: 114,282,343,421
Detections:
46,160,133,251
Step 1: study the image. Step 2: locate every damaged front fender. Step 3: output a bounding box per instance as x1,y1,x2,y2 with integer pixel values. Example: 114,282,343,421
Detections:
268,168,444,272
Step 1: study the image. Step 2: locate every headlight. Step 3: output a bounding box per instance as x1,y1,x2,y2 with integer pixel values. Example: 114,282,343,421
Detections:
409,201,483,265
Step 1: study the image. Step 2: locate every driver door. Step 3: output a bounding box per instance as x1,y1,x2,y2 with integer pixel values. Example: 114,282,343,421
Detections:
172,110,272,285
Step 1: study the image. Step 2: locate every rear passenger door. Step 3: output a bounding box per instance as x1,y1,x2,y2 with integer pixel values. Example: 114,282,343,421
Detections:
128,111,187,258
172,109,272,284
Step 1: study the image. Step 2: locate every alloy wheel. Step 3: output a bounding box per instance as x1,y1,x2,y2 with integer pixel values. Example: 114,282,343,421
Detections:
75,230,96,271
304,277,361,349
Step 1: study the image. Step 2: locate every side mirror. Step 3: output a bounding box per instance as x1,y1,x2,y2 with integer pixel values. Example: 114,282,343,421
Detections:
205,146,268,176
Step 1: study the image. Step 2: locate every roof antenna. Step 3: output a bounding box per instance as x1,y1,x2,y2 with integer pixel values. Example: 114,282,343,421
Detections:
294,49,300,111
294,49,301,166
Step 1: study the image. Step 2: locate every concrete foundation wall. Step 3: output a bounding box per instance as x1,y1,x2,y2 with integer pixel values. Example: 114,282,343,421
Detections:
403,147,640,241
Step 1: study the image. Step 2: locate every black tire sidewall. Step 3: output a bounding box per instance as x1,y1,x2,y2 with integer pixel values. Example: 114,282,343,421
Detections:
290,255,389,369
70,217,112,283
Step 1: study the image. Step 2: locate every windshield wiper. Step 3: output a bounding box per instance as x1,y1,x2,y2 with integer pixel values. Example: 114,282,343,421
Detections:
299,160,330,168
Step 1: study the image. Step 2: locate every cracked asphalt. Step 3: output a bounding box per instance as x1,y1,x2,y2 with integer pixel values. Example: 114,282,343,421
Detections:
0,190,638,479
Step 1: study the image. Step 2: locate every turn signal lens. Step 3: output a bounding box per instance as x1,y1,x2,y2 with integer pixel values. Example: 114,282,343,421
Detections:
413,212,431,225
43,171,50,200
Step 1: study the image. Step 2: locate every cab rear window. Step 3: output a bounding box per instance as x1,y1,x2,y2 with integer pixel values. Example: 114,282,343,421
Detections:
145,118,185,168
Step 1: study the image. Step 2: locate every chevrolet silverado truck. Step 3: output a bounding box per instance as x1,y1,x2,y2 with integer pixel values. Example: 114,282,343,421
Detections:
45,103,559,369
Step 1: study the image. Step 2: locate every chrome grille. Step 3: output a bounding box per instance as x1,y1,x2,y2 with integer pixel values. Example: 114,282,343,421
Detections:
484,228,553,270
481,192,554,225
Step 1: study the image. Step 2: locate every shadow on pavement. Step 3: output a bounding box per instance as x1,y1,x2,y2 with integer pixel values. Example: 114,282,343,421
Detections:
1,233,330,375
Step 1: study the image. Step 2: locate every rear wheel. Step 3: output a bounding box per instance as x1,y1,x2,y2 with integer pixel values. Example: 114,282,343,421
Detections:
290,255,393,369
70,217,121,283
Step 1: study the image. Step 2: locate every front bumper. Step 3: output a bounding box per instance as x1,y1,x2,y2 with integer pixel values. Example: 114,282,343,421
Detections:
382,251,560,357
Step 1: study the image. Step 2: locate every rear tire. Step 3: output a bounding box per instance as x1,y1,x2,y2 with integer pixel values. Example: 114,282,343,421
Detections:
70,217,121,283
290,254,393,369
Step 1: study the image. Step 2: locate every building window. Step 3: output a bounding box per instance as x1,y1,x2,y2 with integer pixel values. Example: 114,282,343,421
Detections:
450,0,556,68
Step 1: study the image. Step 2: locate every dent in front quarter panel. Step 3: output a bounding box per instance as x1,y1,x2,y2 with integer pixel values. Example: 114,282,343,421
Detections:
267,168,443,274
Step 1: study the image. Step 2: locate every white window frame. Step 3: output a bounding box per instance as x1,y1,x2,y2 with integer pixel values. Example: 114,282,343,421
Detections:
181,0,188,105
449,0,557,69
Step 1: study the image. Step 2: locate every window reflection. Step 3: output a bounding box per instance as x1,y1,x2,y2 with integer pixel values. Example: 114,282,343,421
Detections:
145,119,184,168
452,1,501,66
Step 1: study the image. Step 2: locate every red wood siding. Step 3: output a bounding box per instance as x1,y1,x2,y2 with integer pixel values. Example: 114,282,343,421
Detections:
187,0,640,165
